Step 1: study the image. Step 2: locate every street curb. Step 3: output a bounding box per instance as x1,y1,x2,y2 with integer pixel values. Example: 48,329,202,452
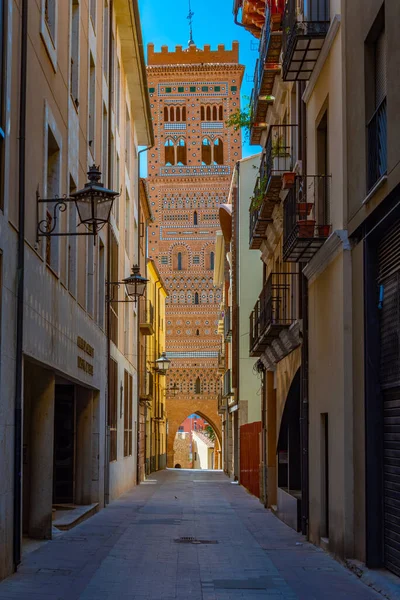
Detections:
346,559,400,600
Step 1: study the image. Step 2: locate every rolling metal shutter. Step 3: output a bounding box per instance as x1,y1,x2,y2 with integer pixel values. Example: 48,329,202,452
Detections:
379,220,400,576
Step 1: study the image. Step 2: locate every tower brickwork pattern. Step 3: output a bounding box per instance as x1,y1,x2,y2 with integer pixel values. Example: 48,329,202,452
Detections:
146,42,244,464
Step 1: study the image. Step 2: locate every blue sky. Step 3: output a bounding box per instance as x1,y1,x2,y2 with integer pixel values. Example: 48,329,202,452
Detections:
138,0,260,172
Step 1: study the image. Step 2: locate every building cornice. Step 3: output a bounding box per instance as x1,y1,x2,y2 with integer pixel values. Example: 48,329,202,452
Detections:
302,230,350,284
147,64,245,75
302,15,341,105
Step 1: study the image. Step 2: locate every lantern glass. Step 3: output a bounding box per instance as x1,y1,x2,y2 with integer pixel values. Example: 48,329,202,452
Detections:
71,165,118,231
123,266,148,299
155,352,171,373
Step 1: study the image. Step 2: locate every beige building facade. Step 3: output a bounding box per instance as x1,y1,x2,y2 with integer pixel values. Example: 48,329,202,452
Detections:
0,0,152,580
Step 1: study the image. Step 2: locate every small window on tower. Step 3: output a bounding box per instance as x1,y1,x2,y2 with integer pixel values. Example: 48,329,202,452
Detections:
149,87,155,93
178,86,184,92
202,86,209,92
165,87,172,93
165,138,175,166
202,138,211,166
215,86,221,92
231,86,237,92
193,256,200,264
190,86,196,92
161,256,168,264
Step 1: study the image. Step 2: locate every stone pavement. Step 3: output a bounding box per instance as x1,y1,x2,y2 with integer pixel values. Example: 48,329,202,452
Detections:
0,469,383,599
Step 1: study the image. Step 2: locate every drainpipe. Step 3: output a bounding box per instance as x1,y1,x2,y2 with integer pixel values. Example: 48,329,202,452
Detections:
13,0,28,571
299,80,309,537
136,148,152,483
104,0,114,507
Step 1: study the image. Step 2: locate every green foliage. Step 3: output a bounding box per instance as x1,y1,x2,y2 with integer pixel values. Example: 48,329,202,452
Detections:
204,425,216,443
225,99,252,140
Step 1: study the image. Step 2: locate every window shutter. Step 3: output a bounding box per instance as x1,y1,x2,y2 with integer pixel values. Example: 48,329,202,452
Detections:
375,29,387,108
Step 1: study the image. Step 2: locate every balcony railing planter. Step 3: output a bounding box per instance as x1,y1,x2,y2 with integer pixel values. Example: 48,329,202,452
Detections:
282,171,296,189
283,175,331,262
282,0,330,81
249,123,297,250
249,272,297,357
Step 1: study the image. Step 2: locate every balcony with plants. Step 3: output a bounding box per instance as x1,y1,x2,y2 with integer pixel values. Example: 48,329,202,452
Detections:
250,271,298,357
249,123,297,250
282,0,330,82
283,175,331,262
250,0,286,144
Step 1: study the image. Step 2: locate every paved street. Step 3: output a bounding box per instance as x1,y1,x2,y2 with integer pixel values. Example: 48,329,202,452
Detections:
0,470,382,599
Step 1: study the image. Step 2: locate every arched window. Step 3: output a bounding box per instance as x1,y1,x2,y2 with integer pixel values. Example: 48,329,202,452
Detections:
194,292,199,305
177,252,182,271
202,138,212,166
195,377,201,394
193,211,198,225
206,105,211,121
210,251,215,270
165,138,175,166
200,106,205,121
164,106,169,122
219,105,223,120
170,106,175,122
213,138,223,165
176,138,187,166
182,106,186,121
176,106,181,121
196,329,199,336
212,105,218,121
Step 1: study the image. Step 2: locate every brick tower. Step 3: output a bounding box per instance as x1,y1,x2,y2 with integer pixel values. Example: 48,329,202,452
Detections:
146,42,244,467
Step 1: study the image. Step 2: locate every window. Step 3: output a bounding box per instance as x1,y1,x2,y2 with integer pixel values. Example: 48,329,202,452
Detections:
125,106,131,167
202,138,211,165
87,235,94,315
149,87,155,93
70,0,79,108
194,292,199,305
89,0,96,28
193,211,198,225
44,0,56,42
213,138,223,165
190,86,196,92
98,241,105,328
109,231,118,345
202,86,208,92
46,127,61,271
124,370,133,456
210,251,215,270
88,53,95,153
367,24,387,191
161,256,168,264
176,138,186,165
115,60,121,128
219,106,223,120
215,86,220,92
213,106,217,120
67,176,77,295
103,0,109,80
206,106,211,121
316,111,329,227
165,87,172,93
125,189,130,252
109,358,118,461
195,377,201,394
196,329,199,336
0,0,6,211
193,255,200,264
164,105,186,123
124,300,129,355
178,86,184,92
165,138,174,165
231,85,237,92
200,106,205,121
102,104,108,181
177,252,182,271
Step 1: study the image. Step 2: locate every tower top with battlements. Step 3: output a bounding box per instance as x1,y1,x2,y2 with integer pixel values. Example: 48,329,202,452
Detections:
147,42,240,67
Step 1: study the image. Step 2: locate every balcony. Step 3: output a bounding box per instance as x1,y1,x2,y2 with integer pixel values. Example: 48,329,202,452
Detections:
218,349,225,374
224,307,232,342
139,299,154,335
218,389,227,414
250,0,286,144
283,175,331,262
250,272,297,357
282,0,330,81
250,124,297,250
222,369,233,398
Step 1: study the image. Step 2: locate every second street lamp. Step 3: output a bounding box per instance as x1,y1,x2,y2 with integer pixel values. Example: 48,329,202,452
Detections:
107,264,148,304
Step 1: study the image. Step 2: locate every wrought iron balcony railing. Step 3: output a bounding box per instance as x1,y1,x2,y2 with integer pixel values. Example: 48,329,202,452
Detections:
139,299,154,335
367,97,387,192
224,307,232,342
250,1,285,144
282,0,330,81
250,272,298,357
222,369,233,398
250,124,297,249
283,175,331,262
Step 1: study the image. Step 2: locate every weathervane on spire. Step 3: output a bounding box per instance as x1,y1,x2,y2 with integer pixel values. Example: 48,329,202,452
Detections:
187,0,195,47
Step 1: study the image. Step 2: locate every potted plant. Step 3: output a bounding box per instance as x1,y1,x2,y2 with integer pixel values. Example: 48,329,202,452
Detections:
282,172,296,189
272,136,291,174
250,176,268,211
297,219,316,237
296,202,313,216
318,224,330,238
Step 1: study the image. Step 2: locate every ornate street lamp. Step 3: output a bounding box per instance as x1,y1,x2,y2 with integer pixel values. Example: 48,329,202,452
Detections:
154,352,171,376
168,382,180,397
36,165,119,243
107,265,148,305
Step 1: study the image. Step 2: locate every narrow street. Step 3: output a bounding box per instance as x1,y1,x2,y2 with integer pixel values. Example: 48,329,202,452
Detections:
0,471,381,600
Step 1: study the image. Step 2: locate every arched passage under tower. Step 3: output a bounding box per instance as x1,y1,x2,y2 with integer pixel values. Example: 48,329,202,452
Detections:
167,400,222,469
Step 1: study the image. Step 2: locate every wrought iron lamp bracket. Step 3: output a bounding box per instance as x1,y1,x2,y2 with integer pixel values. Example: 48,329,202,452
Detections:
106,282,138,304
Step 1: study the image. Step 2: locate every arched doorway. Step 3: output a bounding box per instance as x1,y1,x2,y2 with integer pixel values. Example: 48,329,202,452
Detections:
172,413,221,470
